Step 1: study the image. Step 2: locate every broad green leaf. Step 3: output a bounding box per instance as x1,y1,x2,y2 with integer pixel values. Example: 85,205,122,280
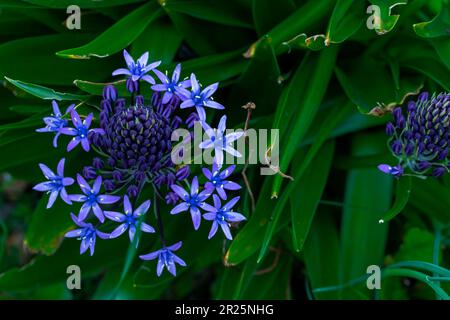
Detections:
241,255,292,299
395,228,435,262
228,36,281,118
326,0,365,44
257,140,335,263
57,2,162,59
252,0,296,36
409,179,450,224
0,34,120,85
4,77,87,101
263,0,335,54
304,210,341,300
335,57,424,115
430,37,450,69
367,0,407,35
162,0,253,29
339,132,393,299
131,18,182,66
24,196,73,255
414,0,450,38
290,140,335,252
0,239,128,292
22,0,144,8
224,177,289,266
272,46,339,197
387,36,450,91
380,176,411,222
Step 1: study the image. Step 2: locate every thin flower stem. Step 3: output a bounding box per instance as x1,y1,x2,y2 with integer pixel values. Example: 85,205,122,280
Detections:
241,102,256,213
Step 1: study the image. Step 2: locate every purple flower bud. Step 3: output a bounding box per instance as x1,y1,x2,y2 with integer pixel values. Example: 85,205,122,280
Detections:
127,185,139,197
165,191,179,205
404,143,414,156
407,101,416,113
103,85,118,101
135,171,146,183
135,95,144,106
83,166,97,180
418,91,428,102
391,140,403,155
393,107,402,123
107,157,116,167
438,149,448,161
154,174,166,187
126,78,139,93
93,157,104,170
171,116,182,129
101,99,112,113
416,161,431,171
175,166,190,181
112,170,122,182
386,122,395,136
151,92,161,108
432,167,446,177
186,112,199,128
104,179,115,192
166,172,176,185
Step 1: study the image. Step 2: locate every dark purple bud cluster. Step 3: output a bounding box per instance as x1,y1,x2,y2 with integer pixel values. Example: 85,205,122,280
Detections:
382,92,449,178
88,85,189,197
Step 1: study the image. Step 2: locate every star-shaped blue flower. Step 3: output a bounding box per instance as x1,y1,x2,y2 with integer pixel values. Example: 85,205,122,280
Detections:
151,63,191,104
202,163,241,200
199,115,244,167
139,241,186,277
104,195,155,244
170,176,212,230
60,109,105,152
65,213,109,256
176,73,224,120
112,50,161,84
202,195,246,240
33,158,74,208
70,174,121,223
36,101,74,148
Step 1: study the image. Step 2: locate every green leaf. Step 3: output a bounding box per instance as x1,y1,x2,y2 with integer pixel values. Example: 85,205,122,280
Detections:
131,18,182,66
4,77,87,101
290,140,335,252
57,2,162,59
272,46,339,197
257,140,335,263
163,0,253,29
252,0,296,36
281,33,328,51
414,0,450,38
395,228,435,262
0,239,128,292
21,0,144,8
380,176,411,223
335,56,424,115
367,0,407,35
224,177,276,266
0,34,120,85
304,210,341,299
409,179,450,224
339,132,393,299
24,197,73,255
228,36,281,117
263,0,335,54
326,0,365,44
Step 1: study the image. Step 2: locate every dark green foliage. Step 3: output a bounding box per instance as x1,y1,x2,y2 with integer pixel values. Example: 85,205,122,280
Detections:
0,0,449,300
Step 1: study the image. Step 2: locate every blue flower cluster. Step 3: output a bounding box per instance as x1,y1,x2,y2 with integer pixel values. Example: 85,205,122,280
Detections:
379,92,449,179
33,50,245,277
